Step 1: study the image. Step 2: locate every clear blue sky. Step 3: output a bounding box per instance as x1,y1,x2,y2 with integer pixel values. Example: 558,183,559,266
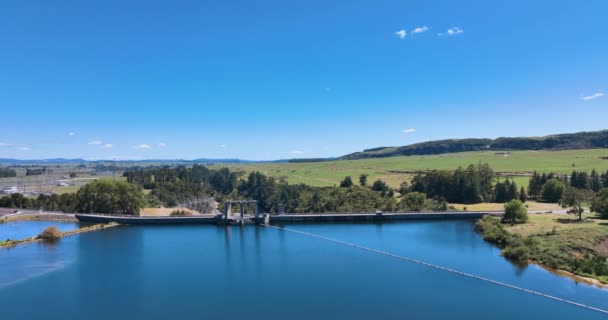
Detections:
1,0,606,160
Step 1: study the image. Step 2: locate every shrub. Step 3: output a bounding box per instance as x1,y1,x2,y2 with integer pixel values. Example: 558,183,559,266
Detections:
541,179,566,202
591,188,608,217
503,199,528,224
400,192,426,211
474,215,511,247
573,256,608,276
170,210,191,216
501,235,531,261
38,226,61,240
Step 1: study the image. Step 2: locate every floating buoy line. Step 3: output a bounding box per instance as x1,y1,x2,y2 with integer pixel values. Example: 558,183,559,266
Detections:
264,224,608,315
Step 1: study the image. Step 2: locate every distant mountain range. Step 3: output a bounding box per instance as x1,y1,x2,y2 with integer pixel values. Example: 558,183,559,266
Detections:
3,130,608,165
339,130,608,160
0,158,287,165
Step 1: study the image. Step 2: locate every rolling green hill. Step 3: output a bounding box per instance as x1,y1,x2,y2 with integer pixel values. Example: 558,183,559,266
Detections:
215,149,608,188
340,130,608,160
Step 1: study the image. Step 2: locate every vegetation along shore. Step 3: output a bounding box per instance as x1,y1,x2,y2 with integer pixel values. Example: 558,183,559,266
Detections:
2,155,608,285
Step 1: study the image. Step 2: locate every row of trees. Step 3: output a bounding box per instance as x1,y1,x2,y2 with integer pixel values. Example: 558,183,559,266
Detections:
0,168,17,178
528,170,608,200
3,163,608,217
124,166,450,213
409,164,495,204
0,180,144,214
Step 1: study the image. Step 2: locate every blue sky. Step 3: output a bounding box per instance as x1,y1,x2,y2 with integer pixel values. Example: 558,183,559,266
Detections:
0,0,606,160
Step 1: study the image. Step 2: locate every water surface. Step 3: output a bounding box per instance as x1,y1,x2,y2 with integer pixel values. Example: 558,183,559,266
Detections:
0,220,607,319
0,220,79,240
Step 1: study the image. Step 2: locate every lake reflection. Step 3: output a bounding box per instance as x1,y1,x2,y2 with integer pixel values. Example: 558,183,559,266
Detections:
1,221,607,320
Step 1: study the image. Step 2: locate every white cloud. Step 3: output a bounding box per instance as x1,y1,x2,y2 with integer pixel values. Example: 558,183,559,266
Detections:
0,142,12,147
103,144,113,148
290,150,304,155
158,142,167,148
439,27,464,36
220,144,226,148
581,92,604,101
133,144,152,149
18,147,32,151
412,26,429,34
68,132,76,137
395,29,407,39
88,140,103,145
402,128,416,133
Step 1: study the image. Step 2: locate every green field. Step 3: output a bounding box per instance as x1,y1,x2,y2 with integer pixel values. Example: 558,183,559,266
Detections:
213,149,608,188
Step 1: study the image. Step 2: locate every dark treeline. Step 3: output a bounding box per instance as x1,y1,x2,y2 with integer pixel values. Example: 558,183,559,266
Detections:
527,169,608,202
124,165,238,206
410,163,496,204
25,168,46,176
124,165,400,213
0,168,17,178
124,164,456,213
3,163,608,215
0,180,144,214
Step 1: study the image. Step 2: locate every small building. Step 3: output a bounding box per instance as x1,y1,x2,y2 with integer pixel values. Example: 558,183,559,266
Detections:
0,186,20,194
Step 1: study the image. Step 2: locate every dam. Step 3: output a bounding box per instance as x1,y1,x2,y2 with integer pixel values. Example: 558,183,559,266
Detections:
75,211,504,225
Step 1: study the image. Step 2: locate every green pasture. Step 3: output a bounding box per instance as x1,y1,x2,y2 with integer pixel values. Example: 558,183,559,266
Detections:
214,149,608,188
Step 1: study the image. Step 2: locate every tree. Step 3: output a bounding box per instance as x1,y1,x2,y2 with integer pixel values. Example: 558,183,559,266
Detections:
398,181,410,195
519,187,527,202
400,192,427,211
503,199,528,224
541,179,566,202
238,172,277,212
560,188,593,221
411,163,495,204
508,180,519,202
76,180,145,214
590,169,601,193
359,174,369,187
494,180,507,203
591,188,608,218
339,176,353,188
372,179,390,195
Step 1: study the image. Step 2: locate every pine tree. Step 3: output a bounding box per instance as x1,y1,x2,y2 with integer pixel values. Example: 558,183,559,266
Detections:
519,186,527,202
591,169,601,193
508,179,518,201
359,174,369,187
495,180,506,203
340,176,353,188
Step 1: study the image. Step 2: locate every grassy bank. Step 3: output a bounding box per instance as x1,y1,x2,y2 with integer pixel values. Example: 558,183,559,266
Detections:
451,201,562,212
2,213,78,223
0,223,119,248
475,214,608,285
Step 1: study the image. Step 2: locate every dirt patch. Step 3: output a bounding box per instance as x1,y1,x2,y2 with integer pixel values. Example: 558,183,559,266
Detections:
594,238,608,257
140,207,198,217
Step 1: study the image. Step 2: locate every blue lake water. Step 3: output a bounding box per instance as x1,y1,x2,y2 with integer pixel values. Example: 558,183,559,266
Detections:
0,220,80,240
1,220,607,319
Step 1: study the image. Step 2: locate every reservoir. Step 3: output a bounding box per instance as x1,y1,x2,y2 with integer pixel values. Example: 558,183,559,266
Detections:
1,220,608,319
0,220,79,240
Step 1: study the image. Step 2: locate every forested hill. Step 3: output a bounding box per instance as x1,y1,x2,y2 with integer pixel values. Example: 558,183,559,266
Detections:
340,130,608,160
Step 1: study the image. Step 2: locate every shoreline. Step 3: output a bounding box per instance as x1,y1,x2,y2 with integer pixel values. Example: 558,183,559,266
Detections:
0,223,120,248
2,213,78,223
538,263,608,289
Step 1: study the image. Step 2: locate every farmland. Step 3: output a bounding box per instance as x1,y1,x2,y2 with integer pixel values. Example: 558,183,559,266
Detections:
213,149,608,188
